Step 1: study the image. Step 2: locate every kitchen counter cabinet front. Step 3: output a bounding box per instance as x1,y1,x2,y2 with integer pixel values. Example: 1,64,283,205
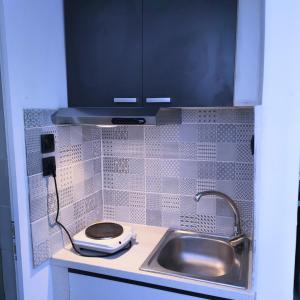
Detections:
69,271,214,300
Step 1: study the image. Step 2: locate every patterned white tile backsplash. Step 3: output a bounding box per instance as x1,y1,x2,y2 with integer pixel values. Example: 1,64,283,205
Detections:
24,108,254,267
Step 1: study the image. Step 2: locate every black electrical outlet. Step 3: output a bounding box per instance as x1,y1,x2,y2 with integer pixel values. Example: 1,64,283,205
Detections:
41,134,55,154
42,156,56,176
251,135,255,155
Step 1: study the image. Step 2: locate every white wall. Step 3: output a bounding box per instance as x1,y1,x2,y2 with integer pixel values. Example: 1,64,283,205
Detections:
254,0,300,299
0,0,67,299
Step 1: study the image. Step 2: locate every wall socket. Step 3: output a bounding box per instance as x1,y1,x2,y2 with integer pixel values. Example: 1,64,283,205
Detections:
41,134,55,154
42,156,56,177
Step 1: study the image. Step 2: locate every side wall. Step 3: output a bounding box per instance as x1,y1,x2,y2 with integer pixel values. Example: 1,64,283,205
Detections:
0,1,67,299
24,110,103,267
254,0,300,299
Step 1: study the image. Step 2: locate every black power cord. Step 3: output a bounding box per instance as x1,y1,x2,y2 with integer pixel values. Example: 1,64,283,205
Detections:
52,173,83,256
51,171,131,257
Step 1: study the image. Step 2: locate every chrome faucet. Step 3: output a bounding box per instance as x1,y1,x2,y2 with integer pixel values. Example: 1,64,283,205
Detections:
194,191,242,238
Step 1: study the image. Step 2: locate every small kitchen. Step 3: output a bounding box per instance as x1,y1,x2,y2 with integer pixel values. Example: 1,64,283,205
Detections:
1,1,300,300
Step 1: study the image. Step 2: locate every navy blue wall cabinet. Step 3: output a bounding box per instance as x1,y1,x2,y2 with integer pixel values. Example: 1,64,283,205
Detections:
64,0,238,108
64,0,142,107
143,0,237,107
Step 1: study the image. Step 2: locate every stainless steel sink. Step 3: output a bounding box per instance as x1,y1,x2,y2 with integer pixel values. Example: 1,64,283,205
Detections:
140,230,250,289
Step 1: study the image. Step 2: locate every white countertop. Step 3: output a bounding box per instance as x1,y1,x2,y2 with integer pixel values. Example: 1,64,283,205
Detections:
51,223,255,300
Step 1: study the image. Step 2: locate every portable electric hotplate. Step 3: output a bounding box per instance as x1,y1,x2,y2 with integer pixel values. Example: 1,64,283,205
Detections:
73,222,135,255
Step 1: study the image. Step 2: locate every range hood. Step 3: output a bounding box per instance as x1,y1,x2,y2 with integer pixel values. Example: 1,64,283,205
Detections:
51,107,181,126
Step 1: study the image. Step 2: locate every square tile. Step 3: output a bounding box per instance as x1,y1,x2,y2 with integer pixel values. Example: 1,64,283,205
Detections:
196,179,216,192
236,124,254,143
127,126,144,140
128,158,144,175
129,192,145,209
70,126,83,145
24,109,54,129
216,198,235,217
31,217,50,246
57,126,71,148
234,180,254,201
160,160,179,177
216,143,236,162
197,196,216,215
216,216,235,236
198,215,216,233
179,125,198,143
33,240,50,267
146,193,161,210
196,143,217,161
162,211,180,228
130,208,146,224
217,124,236,143
235,163,254,180
29,195,47,222
26,152,42,176
197,110,217,123
145,126,160,141
215,180,235,199
102,127,128,140
146,176,161,193
181,110,198,124
145,142,161,158
180,214,199,232
197,162,216,179
179,143,197,160
161,194,180,212
198,124,217,142
236,143,254,162
103,157,129,174
179,178,197,195
160,125,180,142
180,161,198,178
161,177,179,194
25,128,42,153
103,205,115,220
180,196,197,214
234,109,254,124
161,142,179,159
82,126,101,141
115,206,130,222
216,162,235,180
146,210,162,226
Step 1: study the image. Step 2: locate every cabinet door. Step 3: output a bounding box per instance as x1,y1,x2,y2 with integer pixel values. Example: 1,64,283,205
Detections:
64,0,142,107
69,272,207,300
142,0,237,107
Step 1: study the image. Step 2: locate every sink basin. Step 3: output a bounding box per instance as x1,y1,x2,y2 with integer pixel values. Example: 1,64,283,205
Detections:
140,230,250,289
157,236,236,277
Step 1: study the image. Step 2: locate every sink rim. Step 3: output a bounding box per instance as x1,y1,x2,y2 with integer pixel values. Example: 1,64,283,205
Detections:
140,229,251,290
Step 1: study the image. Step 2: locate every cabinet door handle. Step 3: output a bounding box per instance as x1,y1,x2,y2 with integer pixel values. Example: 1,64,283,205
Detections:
113,98,137,103
146,98,171,103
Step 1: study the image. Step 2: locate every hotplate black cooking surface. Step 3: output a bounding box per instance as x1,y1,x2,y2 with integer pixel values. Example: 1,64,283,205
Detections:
85,222,123,240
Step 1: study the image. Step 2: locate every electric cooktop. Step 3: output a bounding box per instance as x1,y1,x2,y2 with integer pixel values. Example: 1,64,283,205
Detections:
73,222,134,254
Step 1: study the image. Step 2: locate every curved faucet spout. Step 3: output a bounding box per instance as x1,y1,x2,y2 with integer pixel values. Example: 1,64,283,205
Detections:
194,190,242,237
